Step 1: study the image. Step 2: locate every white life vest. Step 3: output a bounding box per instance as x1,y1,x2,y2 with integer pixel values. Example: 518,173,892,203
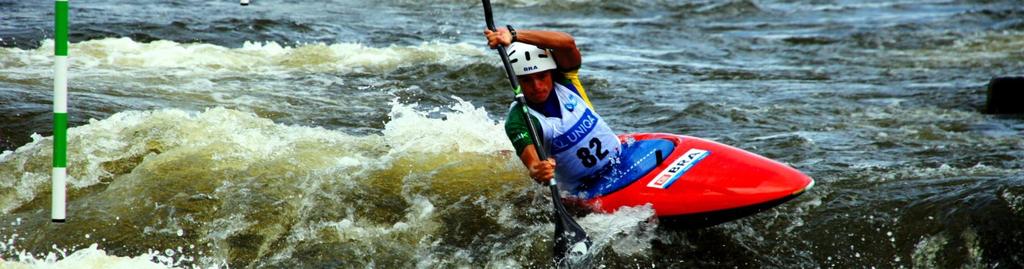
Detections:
526,83,621,191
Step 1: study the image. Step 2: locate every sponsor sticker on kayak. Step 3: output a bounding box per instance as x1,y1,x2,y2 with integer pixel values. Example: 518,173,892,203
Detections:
647,149,710,189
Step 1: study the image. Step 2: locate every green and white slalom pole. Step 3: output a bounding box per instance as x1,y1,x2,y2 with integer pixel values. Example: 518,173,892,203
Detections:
52,0,68,223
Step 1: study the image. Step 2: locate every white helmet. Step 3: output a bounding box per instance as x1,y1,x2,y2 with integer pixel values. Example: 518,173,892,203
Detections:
507,42,557,76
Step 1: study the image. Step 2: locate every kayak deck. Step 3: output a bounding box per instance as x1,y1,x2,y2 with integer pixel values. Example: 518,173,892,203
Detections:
579,133,814,225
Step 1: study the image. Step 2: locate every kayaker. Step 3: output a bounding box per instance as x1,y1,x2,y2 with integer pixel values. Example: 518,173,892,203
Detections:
484,26,621,192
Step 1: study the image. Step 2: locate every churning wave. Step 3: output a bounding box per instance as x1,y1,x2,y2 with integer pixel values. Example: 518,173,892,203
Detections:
0,98,658,268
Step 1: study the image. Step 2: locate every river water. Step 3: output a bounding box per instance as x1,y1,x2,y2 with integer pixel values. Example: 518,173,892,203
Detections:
1,0,1023,267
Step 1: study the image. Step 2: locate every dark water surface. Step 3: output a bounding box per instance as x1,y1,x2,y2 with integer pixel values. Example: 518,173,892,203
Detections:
2,0,1023,267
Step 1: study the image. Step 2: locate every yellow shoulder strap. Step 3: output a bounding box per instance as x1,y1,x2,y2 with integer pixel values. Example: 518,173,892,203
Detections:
562,69,594,110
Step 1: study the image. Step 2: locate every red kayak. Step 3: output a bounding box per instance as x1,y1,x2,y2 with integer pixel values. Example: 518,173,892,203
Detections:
576,133,814,227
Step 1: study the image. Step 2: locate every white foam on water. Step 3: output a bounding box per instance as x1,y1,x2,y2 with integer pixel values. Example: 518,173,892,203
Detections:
886,32,1024,68
1002,189,1024,216
0,38,490,77
0,243,212,269
0,97,665,267
0,106,373,213
383,96,510,155
576,204,658,256
909,230,987,268
911,233,947,268
874,162,1016,182
0,94,513,210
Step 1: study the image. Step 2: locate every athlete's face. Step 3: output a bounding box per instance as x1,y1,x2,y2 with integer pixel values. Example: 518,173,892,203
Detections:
518,71,553,104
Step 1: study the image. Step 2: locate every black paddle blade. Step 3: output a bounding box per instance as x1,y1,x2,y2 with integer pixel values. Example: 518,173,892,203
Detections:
551,185,593,268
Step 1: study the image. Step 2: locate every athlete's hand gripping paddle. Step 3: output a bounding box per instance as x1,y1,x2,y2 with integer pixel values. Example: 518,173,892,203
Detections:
481,0,593,267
